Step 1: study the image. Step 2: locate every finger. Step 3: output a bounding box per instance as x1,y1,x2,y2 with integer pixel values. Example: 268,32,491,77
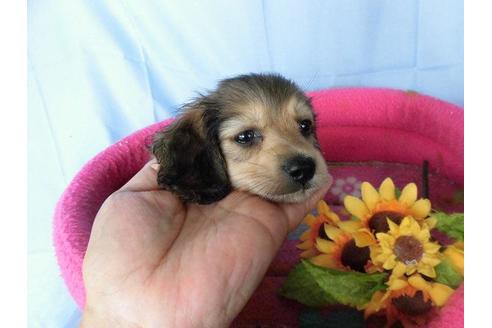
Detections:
280,181,331,231
118,158,161,192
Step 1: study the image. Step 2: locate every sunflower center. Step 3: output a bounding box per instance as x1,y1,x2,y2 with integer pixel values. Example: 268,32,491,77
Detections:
368,211,405,233
341,240,370,272
391,291,433,316
394,236,423,265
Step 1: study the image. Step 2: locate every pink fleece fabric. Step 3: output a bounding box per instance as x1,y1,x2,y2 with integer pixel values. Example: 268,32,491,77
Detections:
54,88,464,327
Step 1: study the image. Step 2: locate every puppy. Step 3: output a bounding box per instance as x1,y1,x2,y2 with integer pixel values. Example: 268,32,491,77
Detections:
151,73,331,204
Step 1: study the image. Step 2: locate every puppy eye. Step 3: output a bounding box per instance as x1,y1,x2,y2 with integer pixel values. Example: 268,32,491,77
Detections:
299,119,313,136
235,130,257,145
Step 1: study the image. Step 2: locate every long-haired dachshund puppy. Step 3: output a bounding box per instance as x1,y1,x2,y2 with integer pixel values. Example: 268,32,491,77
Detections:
151,73,331,204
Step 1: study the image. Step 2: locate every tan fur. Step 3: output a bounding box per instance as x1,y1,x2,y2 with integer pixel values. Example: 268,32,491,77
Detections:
152,73,331,204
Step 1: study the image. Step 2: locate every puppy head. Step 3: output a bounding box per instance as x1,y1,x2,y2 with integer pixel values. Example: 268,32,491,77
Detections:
152,73,331,204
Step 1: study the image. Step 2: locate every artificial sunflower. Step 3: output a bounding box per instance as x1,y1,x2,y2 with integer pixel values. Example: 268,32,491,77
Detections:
344,178,431,234
372,216,441,279
297,200,342,258
310,218,373,272
285,177,463,328
363,273,454,327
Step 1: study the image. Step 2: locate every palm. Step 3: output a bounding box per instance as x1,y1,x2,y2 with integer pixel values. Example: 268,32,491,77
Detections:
82,162,329,327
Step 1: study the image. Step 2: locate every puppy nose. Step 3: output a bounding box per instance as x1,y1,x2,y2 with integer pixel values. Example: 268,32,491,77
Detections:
283,156,316,185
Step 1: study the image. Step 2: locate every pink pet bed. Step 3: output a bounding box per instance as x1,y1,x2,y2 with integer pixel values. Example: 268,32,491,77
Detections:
54,88,464,327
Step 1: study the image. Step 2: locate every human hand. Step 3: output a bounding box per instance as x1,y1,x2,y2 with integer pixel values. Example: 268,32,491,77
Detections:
80,160,330,328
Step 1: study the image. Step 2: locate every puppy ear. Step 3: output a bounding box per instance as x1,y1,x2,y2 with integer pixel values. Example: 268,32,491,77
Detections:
151,100,231,204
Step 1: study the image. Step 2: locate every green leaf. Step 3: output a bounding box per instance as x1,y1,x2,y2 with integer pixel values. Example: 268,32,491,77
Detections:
279,260,387,307
435,260,463,289
432,212,464,242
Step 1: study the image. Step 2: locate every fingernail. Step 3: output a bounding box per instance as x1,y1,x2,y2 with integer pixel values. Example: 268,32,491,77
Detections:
150,163,160,171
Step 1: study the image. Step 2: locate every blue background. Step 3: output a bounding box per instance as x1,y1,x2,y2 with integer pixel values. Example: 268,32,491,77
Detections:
28,1,463,326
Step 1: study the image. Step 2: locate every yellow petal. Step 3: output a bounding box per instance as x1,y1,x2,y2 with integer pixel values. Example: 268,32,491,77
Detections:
454,242,464,251
317,200,338,222
365,263,383,274
326,212,341,223
416,228,431,242
316,238,337,254
370,246,382,262
406,266,417,275
374,253,388,264
299,230,311,241
296,239,314,250
388,278,408,290
338,220,363,233
361,182,380,211
310,254,337,268
362,291,385,316
411,199,432,218
418,264,437,278
383,255,397,269
353,230,377,247
425,217,438,229
344,196,370,219
421,254,441,267
408,274,432,291
429,283,455,306
387,219,399,235
424,242,441,254
300,248,318,258
304,214,317,226
409,218,422,235
376,233,394,247
379,178,396,201
398,217,414,235
447,243,464,254
399,183,418,207
393,262,407,278
444,246,464,275
324,225,344,242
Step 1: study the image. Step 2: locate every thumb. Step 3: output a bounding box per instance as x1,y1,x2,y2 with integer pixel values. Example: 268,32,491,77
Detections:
118,159,161,192
117,159,184,216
